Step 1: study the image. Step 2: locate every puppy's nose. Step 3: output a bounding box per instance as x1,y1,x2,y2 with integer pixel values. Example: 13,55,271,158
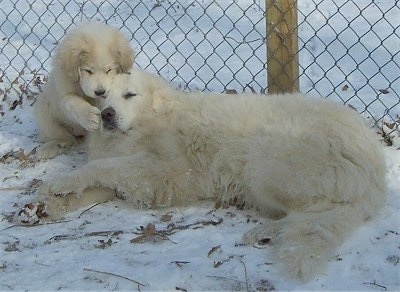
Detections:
95,89,106,96
101,107,116,125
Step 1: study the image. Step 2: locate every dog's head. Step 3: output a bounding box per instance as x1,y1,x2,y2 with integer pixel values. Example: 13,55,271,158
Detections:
98,71,173,134
54,21,134,99
98,72,148,133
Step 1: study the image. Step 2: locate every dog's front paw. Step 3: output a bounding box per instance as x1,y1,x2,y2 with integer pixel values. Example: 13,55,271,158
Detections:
36,140,72,159
38,177,82,197
79,105,101,132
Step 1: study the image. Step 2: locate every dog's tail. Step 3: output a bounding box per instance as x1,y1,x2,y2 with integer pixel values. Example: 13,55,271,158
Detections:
266,198,383,280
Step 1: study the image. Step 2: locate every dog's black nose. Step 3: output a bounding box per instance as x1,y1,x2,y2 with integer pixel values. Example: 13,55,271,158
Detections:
95,89,106,96
101,107,116,126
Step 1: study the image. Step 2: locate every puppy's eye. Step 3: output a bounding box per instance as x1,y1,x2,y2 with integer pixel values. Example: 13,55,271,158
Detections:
124,92,137,99
84,69,93,75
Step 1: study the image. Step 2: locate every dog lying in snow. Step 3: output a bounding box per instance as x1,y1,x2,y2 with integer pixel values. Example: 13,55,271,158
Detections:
38,69,386,280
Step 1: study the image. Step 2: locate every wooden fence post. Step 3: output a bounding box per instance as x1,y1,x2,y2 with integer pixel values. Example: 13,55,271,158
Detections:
265,0,299,93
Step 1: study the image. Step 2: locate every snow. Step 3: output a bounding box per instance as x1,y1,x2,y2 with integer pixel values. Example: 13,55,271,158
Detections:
0,0,399,290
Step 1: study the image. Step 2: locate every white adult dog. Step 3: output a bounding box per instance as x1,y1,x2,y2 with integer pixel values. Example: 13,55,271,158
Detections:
34,21,134,159
40,70,386,280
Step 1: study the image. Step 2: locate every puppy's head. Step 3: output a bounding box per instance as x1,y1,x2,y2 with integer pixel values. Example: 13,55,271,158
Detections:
54,22,134,99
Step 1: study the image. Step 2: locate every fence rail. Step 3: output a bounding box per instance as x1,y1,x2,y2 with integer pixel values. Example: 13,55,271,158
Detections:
0,0,399,141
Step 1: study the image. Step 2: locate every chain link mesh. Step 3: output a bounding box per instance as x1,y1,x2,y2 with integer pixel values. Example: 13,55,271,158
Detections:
0,0,399,141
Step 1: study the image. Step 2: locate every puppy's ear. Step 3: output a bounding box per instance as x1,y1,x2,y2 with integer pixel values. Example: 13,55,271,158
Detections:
112,33,134,73
54,32,90,83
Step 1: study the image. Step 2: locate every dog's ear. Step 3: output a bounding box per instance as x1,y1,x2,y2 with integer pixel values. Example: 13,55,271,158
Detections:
54,32,90,83
112,33,134,73
152,89,174,113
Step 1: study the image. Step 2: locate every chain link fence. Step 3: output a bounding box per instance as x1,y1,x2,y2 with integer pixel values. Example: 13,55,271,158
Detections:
0,0,399,142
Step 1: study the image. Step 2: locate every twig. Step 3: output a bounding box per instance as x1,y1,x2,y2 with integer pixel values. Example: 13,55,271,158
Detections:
206,275,247,285
78,202,103,218
163,218,223,235
239,259,250,292
363,281,387,290
46,230,123,243
83,268,146,287
387,230,400,236
0,186,28,191
171,260,190,268
1,219,71,232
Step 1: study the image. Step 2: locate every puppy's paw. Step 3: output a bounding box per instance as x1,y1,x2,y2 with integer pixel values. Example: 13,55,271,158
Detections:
78,105,101,132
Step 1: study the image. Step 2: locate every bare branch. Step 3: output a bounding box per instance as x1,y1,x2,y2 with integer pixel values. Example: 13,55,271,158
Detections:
83,267,146,287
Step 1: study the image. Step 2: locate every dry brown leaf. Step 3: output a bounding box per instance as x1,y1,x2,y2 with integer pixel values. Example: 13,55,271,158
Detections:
160,213,173,222
131,223,177,244
0,148,36,166
131,223,158,244
18,202,48,224
4,241,20,252
95,239,114,249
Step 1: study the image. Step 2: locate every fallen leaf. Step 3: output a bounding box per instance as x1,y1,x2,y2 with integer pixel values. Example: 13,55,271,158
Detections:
18,202,48,224
5,241,21,252
130,223,172,244
95,239,114,249
160,213,173,222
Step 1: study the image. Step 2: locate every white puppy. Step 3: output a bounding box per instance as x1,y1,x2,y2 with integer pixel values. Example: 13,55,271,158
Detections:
34,21,134,159
40,72,386,280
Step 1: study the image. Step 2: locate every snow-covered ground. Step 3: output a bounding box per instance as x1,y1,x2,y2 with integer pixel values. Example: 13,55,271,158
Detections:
1,0,399,290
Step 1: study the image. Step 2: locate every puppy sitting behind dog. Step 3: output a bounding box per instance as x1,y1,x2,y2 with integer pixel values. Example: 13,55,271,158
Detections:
34,21,134,159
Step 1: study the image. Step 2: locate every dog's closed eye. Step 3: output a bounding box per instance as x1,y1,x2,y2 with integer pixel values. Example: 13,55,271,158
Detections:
84,69,93,75
124,92,137,99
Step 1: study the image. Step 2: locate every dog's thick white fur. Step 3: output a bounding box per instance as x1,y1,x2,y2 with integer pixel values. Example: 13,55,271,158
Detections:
34,21,134,159
40,70,386,280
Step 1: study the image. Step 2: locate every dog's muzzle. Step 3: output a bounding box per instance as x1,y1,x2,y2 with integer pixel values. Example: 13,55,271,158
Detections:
101,107,117,130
